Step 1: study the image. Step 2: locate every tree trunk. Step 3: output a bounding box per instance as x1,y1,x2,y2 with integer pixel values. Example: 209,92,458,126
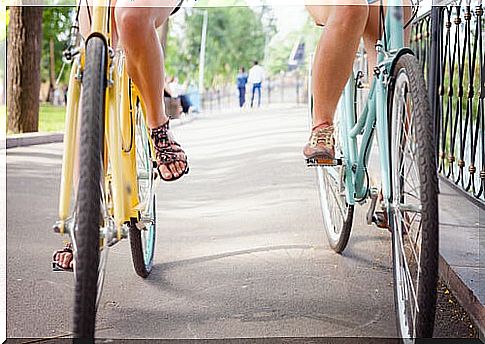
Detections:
7,6,43,133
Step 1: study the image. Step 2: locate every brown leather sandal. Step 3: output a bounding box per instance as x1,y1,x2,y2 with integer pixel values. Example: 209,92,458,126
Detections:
150,120,189,182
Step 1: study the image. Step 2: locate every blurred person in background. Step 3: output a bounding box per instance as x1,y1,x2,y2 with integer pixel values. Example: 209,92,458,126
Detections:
236,67,248,108
248,61,265,108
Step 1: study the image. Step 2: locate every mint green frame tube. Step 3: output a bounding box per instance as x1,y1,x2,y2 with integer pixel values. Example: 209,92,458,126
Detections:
338,0,405,205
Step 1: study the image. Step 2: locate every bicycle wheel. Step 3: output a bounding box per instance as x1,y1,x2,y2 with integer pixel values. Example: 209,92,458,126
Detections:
308,90,354,253
129,99,156,278
73,36,107,339
388,53,438,339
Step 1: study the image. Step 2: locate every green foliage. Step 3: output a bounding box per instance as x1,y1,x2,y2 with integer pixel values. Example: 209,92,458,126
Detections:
165,7,270,88
1,8,7,41
0,105,5,133
41,7,74,85
265,17,319,75
1,9,6,82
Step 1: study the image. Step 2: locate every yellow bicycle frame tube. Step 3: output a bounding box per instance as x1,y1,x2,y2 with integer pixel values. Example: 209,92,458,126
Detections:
58,60,82,234
58,1,146,236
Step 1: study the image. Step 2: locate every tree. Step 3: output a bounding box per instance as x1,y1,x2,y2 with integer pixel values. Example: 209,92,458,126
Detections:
7,6,43,133
265,17,319,75
41,7,73,98
165,7,270,88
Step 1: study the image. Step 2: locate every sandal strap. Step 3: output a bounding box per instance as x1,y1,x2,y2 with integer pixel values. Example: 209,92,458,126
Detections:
150,120,188,166
54,242,73,255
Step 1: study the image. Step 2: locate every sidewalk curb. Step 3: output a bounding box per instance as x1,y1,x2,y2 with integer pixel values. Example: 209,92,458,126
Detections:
6,132,64,149
439,254,485,337
5,114,198,149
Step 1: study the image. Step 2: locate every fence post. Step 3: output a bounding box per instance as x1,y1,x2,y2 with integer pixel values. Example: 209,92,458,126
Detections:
267,77,271,104
217,89,221,112
296,71,300,104
429,5,443,164
280,72,285,103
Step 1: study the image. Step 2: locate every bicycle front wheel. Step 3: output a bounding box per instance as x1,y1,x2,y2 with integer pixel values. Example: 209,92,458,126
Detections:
389,53,439,339
129,98,156,278
73,36,107,340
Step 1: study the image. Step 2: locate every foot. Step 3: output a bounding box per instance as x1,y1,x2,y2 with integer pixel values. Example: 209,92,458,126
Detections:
150,120,189,182
303,123,335,160
52,243,74,271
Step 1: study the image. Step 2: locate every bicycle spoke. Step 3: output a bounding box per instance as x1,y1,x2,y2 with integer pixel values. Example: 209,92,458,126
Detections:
397,218,420,317
399,210,422,275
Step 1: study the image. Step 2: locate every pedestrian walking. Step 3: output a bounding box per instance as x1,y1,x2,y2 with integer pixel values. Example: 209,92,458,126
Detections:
236,67,248,108
248,61,265,107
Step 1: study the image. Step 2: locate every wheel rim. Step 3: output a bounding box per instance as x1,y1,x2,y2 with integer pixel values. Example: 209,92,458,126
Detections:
135,103,156,268
315,108,350,246
391,69,424,339
317,165,348,244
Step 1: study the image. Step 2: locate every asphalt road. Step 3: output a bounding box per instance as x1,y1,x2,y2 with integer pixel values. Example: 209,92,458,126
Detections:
5,105,477,340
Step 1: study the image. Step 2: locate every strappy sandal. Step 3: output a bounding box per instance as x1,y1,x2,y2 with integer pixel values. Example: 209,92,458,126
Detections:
150,120,189,182
52,243,73,272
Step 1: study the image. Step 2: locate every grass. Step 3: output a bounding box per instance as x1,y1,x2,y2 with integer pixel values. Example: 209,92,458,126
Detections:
1,105,5,136
5,103,66,135
38,104,66,133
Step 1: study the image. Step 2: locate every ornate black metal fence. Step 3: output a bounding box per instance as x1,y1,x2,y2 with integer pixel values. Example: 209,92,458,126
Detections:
412,1,484,202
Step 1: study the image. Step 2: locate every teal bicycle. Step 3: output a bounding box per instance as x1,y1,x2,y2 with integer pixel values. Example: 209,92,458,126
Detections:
308,1,439,340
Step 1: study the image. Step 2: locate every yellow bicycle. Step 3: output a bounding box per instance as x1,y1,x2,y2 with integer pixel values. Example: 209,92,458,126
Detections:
53,1,157,339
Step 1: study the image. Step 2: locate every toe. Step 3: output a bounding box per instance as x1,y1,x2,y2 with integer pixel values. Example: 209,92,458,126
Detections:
169,163,179,178
160,165,172,180
59,252,68,268
176,161,184,174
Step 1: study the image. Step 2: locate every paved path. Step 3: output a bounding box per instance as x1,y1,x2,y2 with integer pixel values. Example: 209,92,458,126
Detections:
5,105,475,339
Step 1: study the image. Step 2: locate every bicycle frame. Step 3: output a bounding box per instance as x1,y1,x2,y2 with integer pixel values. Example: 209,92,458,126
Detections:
56,1,151,243
338,0,408,206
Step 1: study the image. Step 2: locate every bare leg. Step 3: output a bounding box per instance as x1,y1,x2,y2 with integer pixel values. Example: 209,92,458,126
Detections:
115,1,186,180
55,1,183,269
306,2,369,127
363,1,412,78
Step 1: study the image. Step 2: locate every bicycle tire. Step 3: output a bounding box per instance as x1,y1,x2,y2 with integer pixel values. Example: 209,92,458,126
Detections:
73,36,107,340
308,90,354,253
316,165,354,253
129,194,156,278
388,53,438,339
130,101,156,278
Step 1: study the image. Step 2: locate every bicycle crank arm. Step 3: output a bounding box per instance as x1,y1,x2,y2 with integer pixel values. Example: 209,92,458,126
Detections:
366,187,379,225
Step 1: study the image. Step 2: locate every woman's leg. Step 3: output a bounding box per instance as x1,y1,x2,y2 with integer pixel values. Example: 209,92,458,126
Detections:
115,1,186,180
306,2,369,128
303,1,369,159
54,1,183,269
363,1,411,79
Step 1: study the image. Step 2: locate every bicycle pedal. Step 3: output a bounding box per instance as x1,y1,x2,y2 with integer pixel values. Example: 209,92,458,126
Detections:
306,158,342,167
372,211,390,230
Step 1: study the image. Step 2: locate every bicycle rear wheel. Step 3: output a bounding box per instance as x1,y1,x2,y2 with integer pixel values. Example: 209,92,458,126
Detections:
73,36,107,340
388,53,438,339
130,98,156,278
308,84,354,253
